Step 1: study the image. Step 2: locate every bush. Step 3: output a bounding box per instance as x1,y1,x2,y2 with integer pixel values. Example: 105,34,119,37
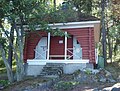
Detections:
0,58,5,68
85,69,92,75
0,80,10,87
54,81,79,91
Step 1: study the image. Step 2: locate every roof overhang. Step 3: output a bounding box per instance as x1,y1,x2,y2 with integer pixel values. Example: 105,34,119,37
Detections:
24,20,100,43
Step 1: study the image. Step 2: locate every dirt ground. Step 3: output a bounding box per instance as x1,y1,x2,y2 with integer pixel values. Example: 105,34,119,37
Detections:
0,61,120,91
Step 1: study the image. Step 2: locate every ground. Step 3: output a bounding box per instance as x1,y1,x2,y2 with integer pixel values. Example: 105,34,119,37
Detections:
0,61,120,91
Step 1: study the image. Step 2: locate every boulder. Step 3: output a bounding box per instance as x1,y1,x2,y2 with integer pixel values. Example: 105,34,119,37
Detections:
103,83,120,91
0,84,4,90
99,77,106,83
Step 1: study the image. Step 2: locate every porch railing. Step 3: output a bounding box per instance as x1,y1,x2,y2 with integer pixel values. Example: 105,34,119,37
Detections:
34,47,82,60
34,46,47,59
67,47,82,60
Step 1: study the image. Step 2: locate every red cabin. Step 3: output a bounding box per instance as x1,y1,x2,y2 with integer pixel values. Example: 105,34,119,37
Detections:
24,20,100,75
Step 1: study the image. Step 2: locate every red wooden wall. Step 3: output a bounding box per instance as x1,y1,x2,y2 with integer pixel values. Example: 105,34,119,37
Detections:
23,31,47,62
50,36,73,59
64,28,95,63
24,27,95,64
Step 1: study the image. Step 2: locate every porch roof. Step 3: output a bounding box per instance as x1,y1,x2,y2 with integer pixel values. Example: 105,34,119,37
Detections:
24,21,100,43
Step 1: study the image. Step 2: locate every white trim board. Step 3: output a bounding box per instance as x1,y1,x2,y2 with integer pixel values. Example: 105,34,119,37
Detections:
27,59,89,65
23,21,100,30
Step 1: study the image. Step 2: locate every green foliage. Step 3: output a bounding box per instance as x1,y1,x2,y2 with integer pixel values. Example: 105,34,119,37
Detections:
0,58,5,68
54,81,79,91
0,80,10,87
109,24,120,38
85,69,92,75
65,0,93,14
0,37,7,48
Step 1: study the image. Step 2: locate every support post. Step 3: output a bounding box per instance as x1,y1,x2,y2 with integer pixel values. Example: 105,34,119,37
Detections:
47,32,50,60
65,32,67,60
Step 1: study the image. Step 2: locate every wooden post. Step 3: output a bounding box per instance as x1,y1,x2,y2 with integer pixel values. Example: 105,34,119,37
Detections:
65,32,67,60
47,32,50,60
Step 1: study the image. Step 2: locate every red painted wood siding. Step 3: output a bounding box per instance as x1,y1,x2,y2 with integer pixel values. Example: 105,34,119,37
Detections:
24,27,95,64
50,36,65,55
64,28,95,63
50,36,73,59
23,31,47,62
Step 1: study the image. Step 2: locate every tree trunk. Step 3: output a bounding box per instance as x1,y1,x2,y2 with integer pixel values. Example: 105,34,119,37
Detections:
108,35,112,63
13,20,25,81
114,39,120,56
0,44,14,83
101,0,107,65
53,0,56,9
8,25,14,68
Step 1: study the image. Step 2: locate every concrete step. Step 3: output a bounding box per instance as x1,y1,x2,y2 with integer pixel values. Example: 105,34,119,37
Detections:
43,74,59,78
42,67,63,71
40,63,64,76
46,63,64,67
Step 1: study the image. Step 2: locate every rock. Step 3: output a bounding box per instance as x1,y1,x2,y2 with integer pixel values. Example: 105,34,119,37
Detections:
105,70,112,77
108,78,116,83
103,83,120,91
75,72,87,83
111,87,120,91
103,87,119,91
84,68,100,75
23,89,31,91
23,86,34,91
93,88,99,91
99,69,106,75
0,84,4,90
91,69,100,75
99,78,106,82
117,75,120,82
103,87,112,91
75,68,116,84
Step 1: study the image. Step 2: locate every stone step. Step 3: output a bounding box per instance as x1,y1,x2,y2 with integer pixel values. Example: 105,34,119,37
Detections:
42,69,62,74
42,67,63,71
40,72,58,76
40,63,64,76
43,75,59,78
45,63,64,67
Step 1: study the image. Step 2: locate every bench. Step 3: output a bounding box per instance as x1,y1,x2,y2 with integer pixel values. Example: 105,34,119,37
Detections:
49,55,71,59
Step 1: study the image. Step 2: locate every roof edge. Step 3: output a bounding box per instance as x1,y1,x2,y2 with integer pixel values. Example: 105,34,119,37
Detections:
23,20,100,30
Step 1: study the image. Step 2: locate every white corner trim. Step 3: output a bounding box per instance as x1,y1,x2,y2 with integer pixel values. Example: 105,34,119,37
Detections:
23,21,100,30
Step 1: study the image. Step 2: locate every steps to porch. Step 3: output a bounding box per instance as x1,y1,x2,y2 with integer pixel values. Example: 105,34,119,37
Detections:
40,63,64,77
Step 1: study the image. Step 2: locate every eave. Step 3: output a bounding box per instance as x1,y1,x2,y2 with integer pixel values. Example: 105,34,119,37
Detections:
23,20,100,43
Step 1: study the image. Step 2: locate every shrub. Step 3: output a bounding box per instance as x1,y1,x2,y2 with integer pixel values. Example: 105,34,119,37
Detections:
54,81,79,91
0,80,10,87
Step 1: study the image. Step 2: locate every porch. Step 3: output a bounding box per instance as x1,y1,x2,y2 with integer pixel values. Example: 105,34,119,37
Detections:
34,32,83,60
26,59,90,76
26,32,91,76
